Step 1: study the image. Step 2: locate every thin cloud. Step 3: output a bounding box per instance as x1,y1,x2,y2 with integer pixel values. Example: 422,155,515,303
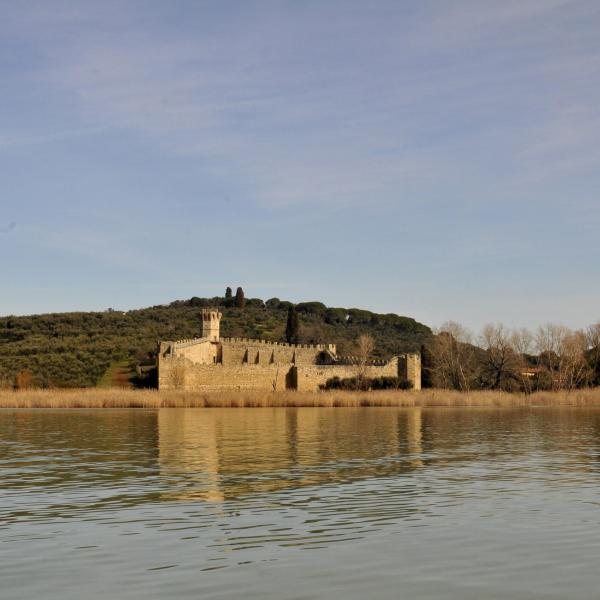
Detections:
0,127,106,150
2,0,594,210
1,1,600,330
0,222,17,234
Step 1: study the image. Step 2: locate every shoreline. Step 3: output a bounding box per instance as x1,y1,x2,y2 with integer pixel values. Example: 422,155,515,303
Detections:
2,388,600,408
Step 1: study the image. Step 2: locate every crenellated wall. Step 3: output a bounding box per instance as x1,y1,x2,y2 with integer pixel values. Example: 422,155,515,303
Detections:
162,337,335,367
157,315,420,391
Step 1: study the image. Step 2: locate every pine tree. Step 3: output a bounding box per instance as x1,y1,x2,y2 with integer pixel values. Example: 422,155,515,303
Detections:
235,287,245,309
286,305,299,344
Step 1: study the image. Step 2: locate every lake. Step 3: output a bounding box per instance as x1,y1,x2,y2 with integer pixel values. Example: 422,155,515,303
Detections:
1,407,600,599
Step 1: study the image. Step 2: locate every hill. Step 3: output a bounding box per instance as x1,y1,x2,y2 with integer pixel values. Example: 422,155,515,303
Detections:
0,295,432,388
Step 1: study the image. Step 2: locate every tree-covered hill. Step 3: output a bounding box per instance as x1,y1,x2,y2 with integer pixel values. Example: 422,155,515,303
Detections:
0,295,432,388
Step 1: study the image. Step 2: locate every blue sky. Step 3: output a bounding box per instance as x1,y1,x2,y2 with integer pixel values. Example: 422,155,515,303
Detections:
1,0,599,331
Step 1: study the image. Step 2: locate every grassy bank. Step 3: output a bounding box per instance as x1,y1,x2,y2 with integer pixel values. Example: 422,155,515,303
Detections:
2,388,600,408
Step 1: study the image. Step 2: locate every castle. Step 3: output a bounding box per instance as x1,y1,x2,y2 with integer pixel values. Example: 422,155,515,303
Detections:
158,309,421,392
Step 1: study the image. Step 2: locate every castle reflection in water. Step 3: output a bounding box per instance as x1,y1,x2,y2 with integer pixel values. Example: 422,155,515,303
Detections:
157,408,424,502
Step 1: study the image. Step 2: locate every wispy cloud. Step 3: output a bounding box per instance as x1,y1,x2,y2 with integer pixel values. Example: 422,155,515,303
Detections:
1,1,600,326
0,222,17,234
2,0,598,210
0,126,106,150
518,105,600,177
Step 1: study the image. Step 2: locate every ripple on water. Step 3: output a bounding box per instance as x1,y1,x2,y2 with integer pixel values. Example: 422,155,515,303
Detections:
2,407,600,599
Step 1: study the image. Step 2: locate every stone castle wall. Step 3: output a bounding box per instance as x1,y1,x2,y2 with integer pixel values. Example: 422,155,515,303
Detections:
158,356,291,391
293,359,399,392
162,337,335,367
401,354,422,391
220,339,331,366
167,340,219,365
158,354,420,392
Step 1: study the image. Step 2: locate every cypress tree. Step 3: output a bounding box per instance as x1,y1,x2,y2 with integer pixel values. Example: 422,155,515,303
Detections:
224,286,233,307
286,305,299,344
235,287,245,309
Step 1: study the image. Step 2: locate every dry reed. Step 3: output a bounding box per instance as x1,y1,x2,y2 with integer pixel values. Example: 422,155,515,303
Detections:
2,388,600,409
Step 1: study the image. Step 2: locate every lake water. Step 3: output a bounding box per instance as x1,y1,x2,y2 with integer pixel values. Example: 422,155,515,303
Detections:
1,407,600,599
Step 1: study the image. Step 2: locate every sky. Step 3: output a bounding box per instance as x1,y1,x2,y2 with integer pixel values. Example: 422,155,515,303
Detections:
1,0,599,332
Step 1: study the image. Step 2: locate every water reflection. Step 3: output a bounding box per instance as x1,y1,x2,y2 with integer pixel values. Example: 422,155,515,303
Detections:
3,407,600,600
3,407,600,521
157,408,426,502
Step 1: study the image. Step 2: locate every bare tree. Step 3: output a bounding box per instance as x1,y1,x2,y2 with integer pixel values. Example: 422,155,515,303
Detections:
272,364,280,392
587,323,600,386
509,327,535,394
535,324,592,391
535,323,568,390
427,321,477,391
510,327,534,356
587,322,600,350
561,330,593,391
355,334,375,389
479,323,521,390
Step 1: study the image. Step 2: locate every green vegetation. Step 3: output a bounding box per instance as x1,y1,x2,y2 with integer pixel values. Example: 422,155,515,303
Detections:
285,305,299,344
0,295,431,388
235,287,245,309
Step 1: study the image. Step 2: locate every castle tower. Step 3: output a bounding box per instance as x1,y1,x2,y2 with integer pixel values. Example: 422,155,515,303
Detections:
399,353,422,391
201,309,222,341
406,353,422,391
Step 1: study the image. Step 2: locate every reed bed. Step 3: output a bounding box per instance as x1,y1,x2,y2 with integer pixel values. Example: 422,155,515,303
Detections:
2,387,600,409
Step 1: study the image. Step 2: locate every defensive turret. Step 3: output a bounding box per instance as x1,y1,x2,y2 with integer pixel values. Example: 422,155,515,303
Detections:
201,309,222,341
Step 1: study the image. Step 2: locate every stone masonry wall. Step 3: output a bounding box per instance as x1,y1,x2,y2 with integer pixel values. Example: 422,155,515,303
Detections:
158,354,421,392
293,359,399,392
158,356,291,391
220,339,328,366
173,340,219,365
399,353,422,391
163,337,333,367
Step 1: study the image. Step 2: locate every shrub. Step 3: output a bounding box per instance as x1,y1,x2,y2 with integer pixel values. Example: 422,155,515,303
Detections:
320,375,412,391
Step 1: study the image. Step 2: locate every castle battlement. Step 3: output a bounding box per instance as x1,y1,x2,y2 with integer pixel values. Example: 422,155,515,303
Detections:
170,335,334,351
220,337,331,350
172,337,208,349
